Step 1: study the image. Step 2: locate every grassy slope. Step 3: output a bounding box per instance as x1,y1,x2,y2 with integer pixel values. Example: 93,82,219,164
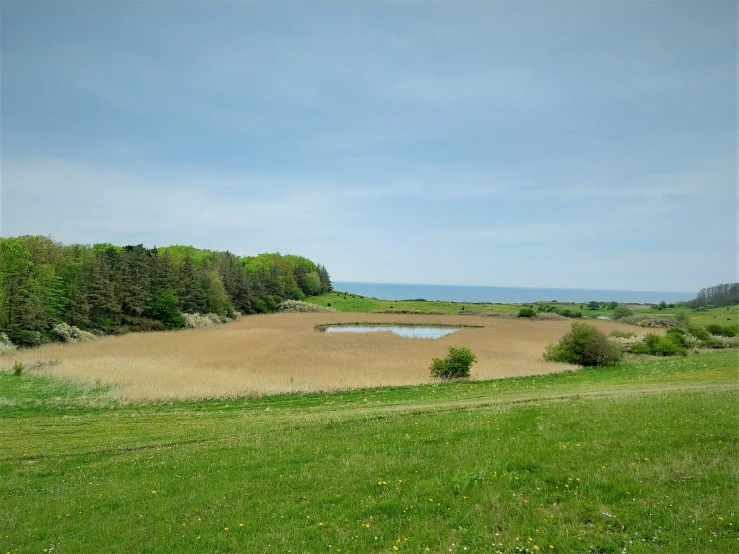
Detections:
305,292,739,325
2,351,738,553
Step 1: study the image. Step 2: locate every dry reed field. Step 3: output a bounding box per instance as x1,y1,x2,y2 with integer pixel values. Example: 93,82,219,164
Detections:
5,313,640,400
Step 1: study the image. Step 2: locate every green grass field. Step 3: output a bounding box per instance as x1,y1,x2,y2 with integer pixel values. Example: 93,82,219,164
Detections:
306,292,739,326
304,292,520,315
2,351,737,553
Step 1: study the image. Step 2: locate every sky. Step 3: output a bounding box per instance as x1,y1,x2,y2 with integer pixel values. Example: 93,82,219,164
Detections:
1,1,736,293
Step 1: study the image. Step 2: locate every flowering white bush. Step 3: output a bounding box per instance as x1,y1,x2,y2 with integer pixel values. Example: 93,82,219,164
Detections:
183,313,225,328
608,336,645,352
277,300,337,313
0,333,17,356
536,312,567,321
705,335,739,349
620,315,680,328
51,323,96,343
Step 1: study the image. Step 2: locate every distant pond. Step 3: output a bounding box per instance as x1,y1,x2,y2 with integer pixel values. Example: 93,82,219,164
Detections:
319,325,460,339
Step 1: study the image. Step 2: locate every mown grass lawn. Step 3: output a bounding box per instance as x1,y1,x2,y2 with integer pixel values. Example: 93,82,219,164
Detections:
2,352,737,553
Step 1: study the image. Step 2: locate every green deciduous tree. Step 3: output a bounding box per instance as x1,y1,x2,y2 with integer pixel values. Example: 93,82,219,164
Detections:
145,289,186,329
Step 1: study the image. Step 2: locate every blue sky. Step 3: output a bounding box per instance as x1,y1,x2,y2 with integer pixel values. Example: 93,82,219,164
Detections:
2,1,736,293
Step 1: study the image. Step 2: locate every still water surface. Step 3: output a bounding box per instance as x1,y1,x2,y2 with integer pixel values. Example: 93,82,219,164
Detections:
324,325,459,339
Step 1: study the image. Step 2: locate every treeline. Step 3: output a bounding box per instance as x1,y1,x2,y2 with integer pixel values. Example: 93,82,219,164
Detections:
685,282,739,309
0,236,332,346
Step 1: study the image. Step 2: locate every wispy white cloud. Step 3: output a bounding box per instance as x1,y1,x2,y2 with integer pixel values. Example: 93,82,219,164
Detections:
2,1,736,291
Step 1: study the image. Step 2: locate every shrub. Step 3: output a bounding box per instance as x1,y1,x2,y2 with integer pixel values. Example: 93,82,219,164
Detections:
703,335,739,349
674,310,692,326
13,361,24,376
609,330,636,339
665,328,689,348
631,333,688,357
612,306,634,320
0,333,18,356
121,317,167,333
620,315,680,328
518,307,537,318
706,323,738,337
607,301,619,310
276,300,338,313
51,323,96,343
543,322,622,366
608,335,644,352
687,326,710,341
183,313,226,328
536,312,567,320
587,301,601,310
6,329,43,347
429,346,476,380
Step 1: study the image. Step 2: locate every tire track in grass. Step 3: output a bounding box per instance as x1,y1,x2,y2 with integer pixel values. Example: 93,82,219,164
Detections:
5,381,735,463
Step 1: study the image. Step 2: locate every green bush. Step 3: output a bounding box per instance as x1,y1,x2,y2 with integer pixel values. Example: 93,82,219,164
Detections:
631,333,687,357
674,310,692,326
430,346,476,380
665,328,689,348
6,329,43,347
704,337,730,349
609,330,636,339
543,322,622,367
253,295,283,314
518,307,537,318
706,323,738,337
687,326,710,341
13,361,24,376
612,306,634,320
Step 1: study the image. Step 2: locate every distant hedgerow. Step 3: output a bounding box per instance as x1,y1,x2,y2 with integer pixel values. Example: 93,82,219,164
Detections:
612,306,634,320
518,307,537,318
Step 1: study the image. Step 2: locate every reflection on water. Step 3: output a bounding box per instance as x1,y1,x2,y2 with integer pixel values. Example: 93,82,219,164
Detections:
323,325,459,339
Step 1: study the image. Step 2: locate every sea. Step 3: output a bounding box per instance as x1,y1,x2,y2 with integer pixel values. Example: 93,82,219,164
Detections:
332,282,695,305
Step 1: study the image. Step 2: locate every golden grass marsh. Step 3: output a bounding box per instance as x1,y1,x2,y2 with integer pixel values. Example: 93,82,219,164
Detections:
5,313,640,401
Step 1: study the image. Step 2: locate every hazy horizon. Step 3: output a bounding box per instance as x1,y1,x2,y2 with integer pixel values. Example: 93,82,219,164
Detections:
2,1,736,291
334,280,696,295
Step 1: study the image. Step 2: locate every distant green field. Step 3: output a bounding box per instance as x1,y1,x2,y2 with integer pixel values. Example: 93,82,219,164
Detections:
687,305,738,326
304,291,520,315
2,351,737,553
305,292,739,326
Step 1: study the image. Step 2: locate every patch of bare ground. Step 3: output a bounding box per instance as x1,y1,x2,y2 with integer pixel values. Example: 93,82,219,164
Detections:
7,313,641,401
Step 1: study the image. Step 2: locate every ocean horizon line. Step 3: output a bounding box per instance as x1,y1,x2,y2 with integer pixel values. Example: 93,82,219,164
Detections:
332,281,696,304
